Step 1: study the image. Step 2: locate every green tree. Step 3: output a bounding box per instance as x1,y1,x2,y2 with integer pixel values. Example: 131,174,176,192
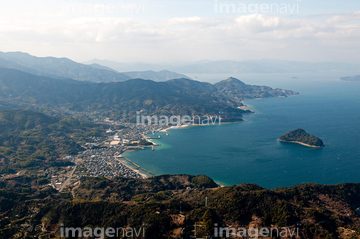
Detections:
202,210,215,236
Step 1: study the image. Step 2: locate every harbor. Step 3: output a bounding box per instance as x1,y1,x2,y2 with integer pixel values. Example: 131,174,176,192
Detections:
119,155,155,176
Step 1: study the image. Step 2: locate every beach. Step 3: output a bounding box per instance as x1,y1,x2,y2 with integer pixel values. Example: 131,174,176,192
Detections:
116,156,148,179
159,124,190,132
278,139,325,148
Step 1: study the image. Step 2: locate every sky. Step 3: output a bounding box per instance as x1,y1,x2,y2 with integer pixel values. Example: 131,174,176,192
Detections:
0,0,359,64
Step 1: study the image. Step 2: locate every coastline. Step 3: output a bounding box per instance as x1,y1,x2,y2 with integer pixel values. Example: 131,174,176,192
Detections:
159,124,191,132
155,100,255,133
122,148,228,187
158,121,242,133
122,96,307,186
279,139,324,148
116,156,149,179
124,103,254,180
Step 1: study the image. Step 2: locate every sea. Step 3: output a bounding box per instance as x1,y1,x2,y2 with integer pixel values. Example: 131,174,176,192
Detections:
123,72,360,189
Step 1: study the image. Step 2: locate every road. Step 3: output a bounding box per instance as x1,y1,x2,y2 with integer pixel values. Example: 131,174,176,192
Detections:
58,158,78,193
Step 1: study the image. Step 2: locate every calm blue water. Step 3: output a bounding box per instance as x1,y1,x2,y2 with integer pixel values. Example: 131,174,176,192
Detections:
124,74,360,189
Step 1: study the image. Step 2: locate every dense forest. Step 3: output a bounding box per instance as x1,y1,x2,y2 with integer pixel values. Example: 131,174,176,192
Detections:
0,109,106,174
1,174,360,238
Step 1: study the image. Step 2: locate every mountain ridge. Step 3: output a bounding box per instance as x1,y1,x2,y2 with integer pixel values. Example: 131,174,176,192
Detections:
122,70,191,81
2,174,360,238
86,58,360,74
0,51,131,83
0,67,297,121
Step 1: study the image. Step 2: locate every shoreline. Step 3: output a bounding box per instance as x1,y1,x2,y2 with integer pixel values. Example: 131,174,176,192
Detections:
125,103,254,179
121,149,227,187
158,121,242,133
116,155,149,179
159,124,191,132
279,139,324,148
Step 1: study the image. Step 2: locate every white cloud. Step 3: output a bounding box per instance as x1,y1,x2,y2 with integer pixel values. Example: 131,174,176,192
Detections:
0,11,359,63
326,11,360,24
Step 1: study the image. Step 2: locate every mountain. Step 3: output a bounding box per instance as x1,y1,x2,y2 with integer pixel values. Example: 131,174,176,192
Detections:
341,75,360,82
0,100,16,110
85,58,174,72
85,59,191,81
174,60,279,74
0,68,298,121
0,57,40,75
2,174,360,238
173,59,360,74
0,68,244,121
0,51,130,83
0,109,57,133
122,70,191,81
86,58,360,75
87,63,118,72
75,174,218,201
215,77,298,100
0,109,107,173
0,52,192,82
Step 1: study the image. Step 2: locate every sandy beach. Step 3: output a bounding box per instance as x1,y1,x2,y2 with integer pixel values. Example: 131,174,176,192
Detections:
279,139,324,148
159,124,191,132
116,156,148,179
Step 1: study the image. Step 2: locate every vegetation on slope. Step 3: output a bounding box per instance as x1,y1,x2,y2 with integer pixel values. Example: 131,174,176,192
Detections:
0,109,105,173
0,68,299,122
75,174,218,201
215,77,299,101
1,175,360,238
280,128,324,147
0,51,130,83
0,68,248,121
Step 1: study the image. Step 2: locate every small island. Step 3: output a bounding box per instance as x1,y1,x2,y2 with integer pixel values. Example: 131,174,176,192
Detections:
279,129,324,148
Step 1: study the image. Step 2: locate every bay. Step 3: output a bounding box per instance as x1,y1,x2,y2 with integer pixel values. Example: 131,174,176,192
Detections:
123,73,360,189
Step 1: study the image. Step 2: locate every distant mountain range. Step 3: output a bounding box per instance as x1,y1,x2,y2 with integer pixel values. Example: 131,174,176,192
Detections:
86,58,360,75
85,58,175,72
0,51,299,122
0,51,191,83
0,51,130,83
122,70,190,81
1,51,358,84
341,75,360,82
0,67,297,121
173,59,360,74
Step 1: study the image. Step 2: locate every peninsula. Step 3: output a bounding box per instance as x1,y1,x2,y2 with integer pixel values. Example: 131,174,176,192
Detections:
279,128,324,148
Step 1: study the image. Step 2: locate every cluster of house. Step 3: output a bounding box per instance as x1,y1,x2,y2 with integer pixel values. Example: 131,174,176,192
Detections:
79,147,141,178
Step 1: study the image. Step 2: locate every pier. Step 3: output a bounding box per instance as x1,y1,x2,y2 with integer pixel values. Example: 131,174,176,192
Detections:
122,156,154,176
146,136,161,139
127,146,145,150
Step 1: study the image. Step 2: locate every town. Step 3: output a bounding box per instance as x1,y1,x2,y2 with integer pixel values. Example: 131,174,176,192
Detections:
49,119,165,195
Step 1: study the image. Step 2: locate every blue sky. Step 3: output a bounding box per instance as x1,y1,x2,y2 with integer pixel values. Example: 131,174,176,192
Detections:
0,0,359,63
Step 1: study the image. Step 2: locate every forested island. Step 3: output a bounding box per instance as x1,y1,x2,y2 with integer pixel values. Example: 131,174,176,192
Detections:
279,129,324,148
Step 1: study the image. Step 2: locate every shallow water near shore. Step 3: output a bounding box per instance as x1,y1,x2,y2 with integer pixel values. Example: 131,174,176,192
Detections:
123,73,360,189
